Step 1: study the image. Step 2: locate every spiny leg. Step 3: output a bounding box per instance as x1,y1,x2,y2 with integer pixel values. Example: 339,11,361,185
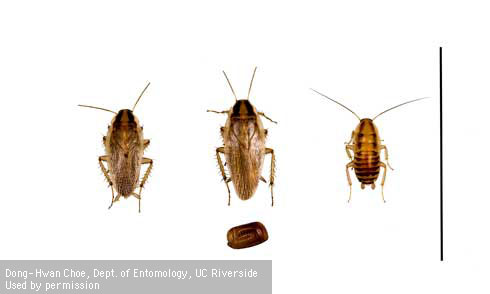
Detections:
346,161,355,203
99,155,112,185
99,156,115,208
265,148,276,206
137,157,153,213
379,162,387,203
139,157,153,187
207,110,229,114
258,112,278,124
216,147,231,206
141,140,151,210
381,145,394,170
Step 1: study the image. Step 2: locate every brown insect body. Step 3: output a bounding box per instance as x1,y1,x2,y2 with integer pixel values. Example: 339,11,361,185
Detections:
352,118,382,187
223,100,266,201
106,109,145,198
79,83,153,212
311,88,428,202
209,68,276,206
227,222,269,249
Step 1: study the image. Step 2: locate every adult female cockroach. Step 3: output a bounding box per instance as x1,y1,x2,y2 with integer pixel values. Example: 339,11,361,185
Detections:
208,67,277,206
311,89,428,202
78,83,153,213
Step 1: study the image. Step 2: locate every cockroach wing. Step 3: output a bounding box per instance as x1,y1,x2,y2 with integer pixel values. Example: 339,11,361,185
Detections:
108,129,144,198
224,119,266,200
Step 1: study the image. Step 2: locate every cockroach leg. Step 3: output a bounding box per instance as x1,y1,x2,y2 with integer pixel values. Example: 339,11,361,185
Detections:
346,161,355,203
133,191,142,213
258,112,278,124
140,157,153,187
143,139,150,149
260,176,267,183
134,191,142,213
381,145,394,170
266,148,276,206
99,155,115,209
345,144,354,160
108,186,115,209
137,157,153,213
207,110,229,115
98,156,112,185
379,162,387,203
109,194,121,210
216,147,231,206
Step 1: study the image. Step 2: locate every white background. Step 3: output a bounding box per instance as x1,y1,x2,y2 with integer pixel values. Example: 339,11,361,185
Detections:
0,0,487,293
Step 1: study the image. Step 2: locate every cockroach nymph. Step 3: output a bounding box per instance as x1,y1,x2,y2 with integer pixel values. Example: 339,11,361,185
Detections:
311,89,428,203
78,82,153,213
208,67,277,206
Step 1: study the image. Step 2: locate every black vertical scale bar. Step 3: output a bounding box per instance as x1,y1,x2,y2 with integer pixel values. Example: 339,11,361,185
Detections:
440,47,443,261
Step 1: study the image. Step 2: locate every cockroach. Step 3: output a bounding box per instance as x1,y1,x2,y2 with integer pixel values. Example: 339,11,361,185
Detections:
208,67,277,206
78,83,153,212
227,222,269,249
311,89,428,202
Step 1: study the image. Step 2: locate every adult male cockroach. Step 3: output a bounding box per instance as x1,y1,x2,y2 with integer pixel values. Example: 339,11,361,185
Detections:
208,67,277,206
311,89,428,203
78,82,153,213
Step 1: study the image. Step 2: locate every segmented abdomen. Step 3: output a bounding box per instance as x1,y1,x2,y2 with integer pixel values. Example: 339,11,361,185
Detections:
354,150,380,184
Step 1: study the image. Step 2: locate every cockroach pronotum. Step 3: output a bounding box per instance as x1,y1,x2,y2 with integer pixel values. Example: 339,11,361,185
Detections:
78,83,153,212
311,89,428,202
208,67,277,206
227,222,269,249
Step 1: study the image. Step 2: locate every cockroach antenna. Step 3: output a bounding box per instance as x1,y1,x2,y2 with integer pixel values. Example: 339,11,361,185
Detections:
222,71,238,101
310,88,361,121
372,97,429,120
132,82,151,111
77,104,117,114
247,67,258,100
